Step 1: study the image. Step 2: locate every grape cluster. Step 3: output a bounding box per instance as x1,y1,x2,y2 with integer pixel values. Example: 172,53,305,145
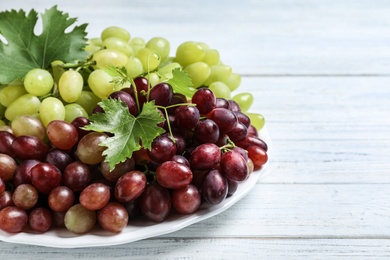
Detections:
0,26,268,235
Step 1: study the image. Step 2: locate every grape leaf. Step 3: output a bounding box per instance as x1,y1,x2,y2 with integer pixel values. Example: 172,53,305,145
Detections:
83,99,166,170
0,6,89,84
167,68,196,98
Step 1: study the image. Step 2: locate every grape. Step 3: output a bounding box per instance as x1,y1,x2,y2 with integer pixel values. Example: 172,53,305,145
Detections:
0,85,27,107
220,150,249,182
79,183,111,210
192,88,216,115
103,37,133,57
45,148,73,173
75,91,101,115
28,207,52,233
125,57,144,79
193,119,220,144
235,135,268,152
227,178,239,197
232,92,253,112
227,122,248,142
247,125,258,137
156,161,193,189
201,169,228,204
174,105,200,130
135,47,161,71
0,206,28,233
48,186,75,212
63,161,91,192
114,171,147,203
202,49,220,66
101,26,130,42
76,132,108,165
71,116,91,140
109,90,138,116
97,202,129,233
0,131,15,156
23,68,54,96
11,135,49,161
224,73,241,92
0,153,17,181
171,154,190,167
170,133,187,155
149,82,173,106
58,70,84,103
231,146,249,161
11,115,45,140
175,41,205,67
139,183,171,223
204,64,232,86
64,103,88,123
88,69,116,99
64,203,96,234
46,120,79,150
207,107,238,133
0,191,13,210
235,111,251,128
184,61,211,88
127,76,149,108
31,163,62,195
167,93,187,114
92,49,128,69
12,159,40,187
208,81,231,100
246,146,268,171
0,177,5,194
189,143,221,170
39,97,66,127
246,112,265,131
12,183,39,210
228,100,241,112
100,157,135,182
148,135,177,163
172,184,201,214
146,37,170,61
5,93,41,121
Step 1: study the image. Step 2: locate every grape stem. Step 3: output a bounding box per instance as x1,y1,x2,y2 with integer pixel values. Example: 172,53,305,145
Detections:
219,138,236,153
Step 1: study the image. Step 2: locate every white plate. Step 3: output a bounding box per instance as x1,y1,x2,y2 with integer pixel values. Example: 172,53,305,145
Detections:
0,128,272,248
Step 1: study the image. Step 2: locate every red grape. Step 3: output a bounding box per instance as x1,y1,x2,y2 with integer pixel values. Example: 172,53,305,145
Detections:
46,120,79,150
156,161,193,189
79,182,111,210
201,169,228,204
114,171,146,203
97,202,129,233
28,207,52,233
139,183,171,223
220,150,249,182
172,184,201,214
247,145,268,170
0,153,17,181
31,163,62,195
48,186,75,212
189,143,221,170
0,206,28,233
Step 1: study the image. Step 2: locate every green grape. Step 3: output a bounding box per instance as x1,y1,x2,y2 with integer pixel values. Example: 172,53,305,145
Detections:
88,69,116,98
59,70,84,103
11,115,45,140
75,91,101,115
101,26,130,42
175,41,205,67
203,64,232,86
51,60,66,85
184,61,210,88
147,72,160,87
92,49,129,69
64,104,88,123
135,47,161,72
198,42,210,50
232,92,253,112
23,69,54,96
203,49,220,66
39,97,65,127
146,37,170,61
246,112,265,131
5,94,41,121
124,57,144,79
88,37,103,47
129,37,146,54
0,85,27,107
224,73,241,92
208,81,231,100
103,37,133,57
0,120,6,127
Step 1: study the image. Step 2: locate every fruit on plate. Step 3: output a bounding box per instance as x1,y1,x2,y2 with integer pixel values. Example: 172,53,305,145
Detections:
0,6,268,234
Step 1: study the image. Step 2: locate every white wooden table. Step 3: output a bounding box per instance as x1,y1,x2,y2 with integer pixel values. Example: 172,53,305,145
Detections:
1,0,390,259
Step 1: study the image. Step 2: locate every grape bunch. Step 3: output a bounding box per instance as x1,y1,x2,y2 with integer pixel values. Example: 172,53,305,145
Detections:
0,26,268,235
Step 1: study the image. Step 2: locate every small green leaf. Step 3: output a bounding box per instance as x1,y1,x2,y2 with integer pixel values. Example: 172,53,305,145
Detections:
167,68,196,98
83,99,165,170
0,6,89,84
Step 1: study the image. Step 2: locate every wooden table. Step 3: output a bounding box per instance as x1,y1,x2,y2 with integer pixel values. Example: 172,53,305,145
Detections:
1,0,390,259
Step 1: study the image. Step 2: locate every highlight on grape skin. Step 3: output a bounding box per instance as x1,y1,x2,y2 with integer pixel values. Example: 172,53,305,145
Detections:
0,6,269,235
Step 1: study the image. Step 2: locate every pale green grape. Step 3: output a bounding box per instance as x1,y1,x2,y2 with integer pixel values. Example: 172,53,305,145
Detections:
92,49,129,69
75,91,101,115
85,43,101,54
59,70,84,103
88,69,116,98
88,37,103,47
11,115,45,140
224,73,241,92
23,69,54,96
103,37,133,57
146,37,170,61
39,97,65,127
101,26,130,42
64,104,88,123
147,72,160,87
175,41,205,67
124,57,144,79
203,64,232,86
51,60,66,85
135,47,161,72
198,42,210,50
5,94,41,121
246,112,265,131
208,81,231,100
184,62,210,88
203,49,220,66
0,85,27,107
129,37,146,54
232,92,253,112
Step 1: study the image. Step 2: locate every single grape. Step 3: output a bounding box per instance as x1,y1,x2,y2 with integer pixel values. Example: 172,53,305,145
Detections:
39,97,66,127
202,49,220,66
11,115,45,140
227,178,239,197
97,202,129,233
28,207,52,233
5,94,41,121
235,135,268,152
208,81,231,100
12,159,40,187
247,125,259,137
71,116,91,141
201,169,228,204
139,183,171,223
189,143,221,170
192,88,216,115
101,26,130,42
232,92,253,112
75,91,101,115
148,135,177,163
0,153,17,181
193,119,220,144
226,122,248,143
146,37,170,60
23,68,54,96
246,112,265,131
0,131,15,156
92,49,128,69
109,90,138,116
76,132,108,165
207,107,238,133
149,82,173,106
79,183,111,210
184,61,211,88
215,98,230,109
64,103,88,123
46,120,79,150
220,150,249,182
11,183,39,210
175,41,205,67
172,184,201,214
171,155,190,167
224,73,241,92
11,135,49,161
88,69,116,99
52,211,66,228
0,206,28,233
31,163,62,195
45,148,73,173
0,85,27,108
204,64,232,86
59,70,84,103
235,111,251,128
103,37,133,57
114,171,147,203
64,204,96,234
0,191,13,210
135,47,161,71
246,146,268,171
156,161,193,189
174,105,200,130
63,161,91,192
48,186,75,212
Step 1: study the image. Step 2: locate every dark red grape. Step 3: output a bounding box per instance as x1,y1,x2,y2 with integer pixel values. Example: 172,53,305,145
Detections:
0,177,4,194
109,90,138,116
228,100,241,112
234,111,251,128
0,153,17,181
156,161,193,189
247,125,258,137
215,98,230,109
174,105,200,130
139,183,171,223
220,150,249,182
192,88,216,115
149,82,173,106
206,108,238,133
11,135,49,161
227,178,239,197
28,207,52,233
63,161,91,192
148,135,176,163
235,135,268,152
0,131,15,156
201,169,228,204
0,206,28,233
12,159,40,187
97,202,129,233
227,122,248,143
0,191,13,210
71,116,91,140
171,155,190,167
193,119,220,144
31,163,62,194
100,157,135,182
189,143,221,170
45,148,73,173
172,184,201,214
